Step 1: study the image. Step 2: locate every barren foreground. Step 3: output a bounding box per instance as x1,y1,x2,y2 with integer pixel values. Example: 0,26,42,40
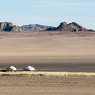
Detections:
0,75,95,95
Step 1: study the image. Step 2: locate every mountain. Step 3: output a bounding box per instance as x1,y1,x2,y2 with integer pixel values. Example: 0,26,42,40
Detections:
21,24,55,32
0,21,94,32
0,22,22,32
55,22,86,32
21,22,88,32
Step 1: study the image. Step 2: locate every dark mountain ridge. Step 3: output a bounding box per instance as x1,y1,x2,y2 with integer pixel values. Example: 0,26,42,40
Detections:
0,21,94,32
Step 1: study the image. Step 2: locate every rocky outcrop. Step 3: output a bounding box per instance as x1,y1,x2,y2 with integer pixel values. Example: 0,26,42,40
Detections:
0,22,13,32
12,25,22,32
0,22,22,32
21,24,55,32
56,22,86,32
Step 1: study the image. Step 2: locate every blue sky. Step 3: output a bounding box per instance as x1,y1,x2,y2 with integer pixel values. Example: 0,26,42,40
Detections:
0,0,95,29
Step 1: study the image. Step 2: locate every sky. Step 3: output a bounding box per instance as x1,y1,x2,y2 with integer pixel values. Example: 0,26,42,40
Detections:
0,0,95,29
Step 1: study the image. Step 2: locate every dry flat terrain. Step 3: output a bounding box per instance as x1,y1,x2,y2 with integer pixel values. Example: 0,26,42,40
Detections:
0,32,95,64
0,32,95,95
0,75,95,95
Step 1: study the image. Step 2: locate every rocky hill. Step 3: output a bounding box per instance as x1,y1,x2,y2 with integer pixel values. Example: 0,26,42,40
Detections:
21,24,55,32
0,22,22,32
21,22,95,32
0,21,94,32
55,22,86,32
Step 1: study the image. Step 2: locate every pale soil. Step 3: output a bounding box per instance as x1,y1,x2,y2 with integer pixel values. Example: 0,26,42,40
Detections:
0,75,95,95
0,32,95,95
0,32,95,64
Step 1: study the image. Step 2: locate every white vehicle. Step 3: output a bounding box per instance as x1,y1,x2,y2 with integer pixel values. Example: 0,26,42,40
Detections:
24,66,36,71
7,66,17,72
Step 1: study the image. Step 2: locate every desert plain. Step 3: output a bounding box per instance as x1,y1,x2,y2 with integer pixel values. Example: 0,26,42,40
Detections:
0,31,95,95
0,32,95,64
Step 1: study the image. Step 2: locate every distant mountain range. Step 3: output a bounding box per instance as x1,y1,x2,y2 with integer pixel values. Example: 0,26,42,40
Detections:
21,24,55,32
0,21,94,32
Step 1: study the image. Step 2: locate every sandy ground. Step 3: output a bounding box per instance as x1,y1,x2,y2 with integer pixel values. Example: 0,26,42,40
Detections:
0,32,95,95
0,75,95,95
64,76,95,95
0,32,95,64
